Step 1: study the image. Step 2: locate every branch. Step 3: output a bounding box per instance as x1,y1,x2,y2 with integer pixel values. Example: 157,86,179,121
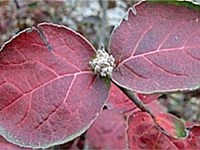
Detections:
111,79,155,119
111,79,172,136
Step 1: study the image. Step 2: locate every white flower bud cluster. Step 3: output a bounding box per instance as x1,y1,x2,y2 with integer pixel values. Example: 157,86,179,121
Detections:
89,49,115,78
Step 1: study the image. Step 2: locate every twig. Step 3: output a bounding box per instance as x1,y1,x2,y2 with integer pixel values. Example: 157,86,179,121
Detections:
111,79,172,137
111,79,155,118
14,0,20,9
98,0,108,49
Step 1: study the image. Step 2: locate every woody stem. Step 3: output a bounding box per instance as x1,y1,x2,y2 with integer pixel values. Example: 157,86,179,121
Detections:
111,79,172,136
112,79,155,118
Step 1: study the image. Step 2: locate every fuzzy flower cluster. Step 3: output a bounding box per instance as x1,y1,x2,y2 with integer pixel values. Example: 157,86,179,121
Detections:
89,49,115,78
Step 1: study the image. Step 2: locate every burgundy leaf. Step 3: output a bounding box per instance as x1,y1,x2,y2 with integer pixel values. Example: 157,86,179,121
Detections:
86,110,200,149
127,112,188,149
128,112,177,149
0,23,109,148
106,83,135,114
186,125,200,149
109,1,200,93
85,110,127,149
0,136,31,150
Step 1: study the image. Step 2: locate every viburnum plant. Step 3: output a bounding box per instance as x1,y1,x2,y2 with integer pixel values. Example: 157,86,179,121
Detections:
0,0,200,149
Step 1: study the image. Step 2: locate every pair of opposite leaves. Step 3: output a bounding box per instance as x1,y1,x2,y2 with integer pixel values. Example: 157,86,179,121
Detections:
0,1,200,149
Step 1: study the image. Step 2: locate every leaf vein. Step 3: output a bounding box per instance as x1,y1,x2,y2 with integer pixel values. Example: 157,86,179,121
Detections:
131,26,152,56
0,71,91,113
143,56,186,77
123,63,148,79
31,74,77,131
37,60,59,77
184,50,200,61
52,51,82,72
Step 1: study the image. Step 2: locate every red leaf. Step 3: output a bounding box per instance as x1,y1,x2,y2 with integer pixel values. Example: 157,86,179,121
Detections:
127,112,188,149
128,112,176,149
106,83,159,115
137,93,159,104
106,84,135,114
109,1,200,93
0,136,31,150
0,23,109,148
143,100,166,116
155,113,186,138
86,110,200,149
186,126,200,149
85,110,127,149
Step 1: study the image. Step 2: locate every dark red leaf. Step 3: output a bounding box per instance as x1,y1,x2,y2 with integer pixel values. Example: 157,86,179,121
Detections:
86,110,200,149
85,110,127,149
106,83,135,114
0,23,109,148
127,112,200,149
109,1,200,93
0,136,31,150
186,126,200,149
128,112,177,149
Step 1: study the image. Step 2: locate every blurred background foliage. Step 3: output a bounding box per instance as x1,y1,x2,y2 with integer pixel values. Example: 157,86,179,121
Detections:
0,0,138,49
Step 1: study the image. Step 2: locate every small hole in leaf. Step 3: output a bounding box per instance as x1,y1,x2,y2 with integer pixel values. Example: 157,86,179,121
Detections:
103,105,108,110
